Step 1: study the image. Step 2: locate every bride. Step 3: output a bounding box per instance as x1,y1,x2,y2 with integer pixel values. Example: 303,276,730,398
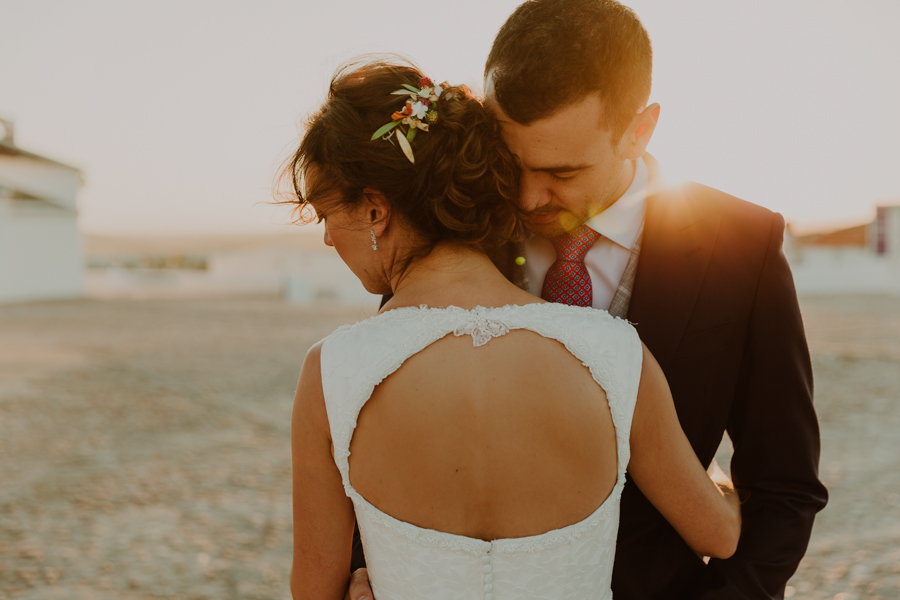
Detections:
286,59,740,599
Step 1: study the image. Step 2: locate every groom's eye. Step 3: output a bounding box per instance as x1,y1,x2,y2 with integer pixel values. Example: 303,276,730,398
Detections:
551,172,579,182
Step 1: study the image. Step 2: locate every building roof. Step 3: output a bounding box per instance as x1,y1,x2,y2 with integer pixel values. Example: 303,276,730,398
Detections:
793,224,868,247
0,140,81,172
83,232,333,260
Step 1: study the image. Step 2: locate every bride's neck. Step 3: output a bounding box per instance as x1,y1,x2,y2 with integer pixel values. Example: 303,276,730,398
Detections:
389,243,506,307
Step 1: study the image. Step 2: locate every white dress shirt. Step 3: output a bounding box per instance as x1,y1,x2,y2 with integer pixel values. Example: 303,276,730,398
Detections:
524,156,648,310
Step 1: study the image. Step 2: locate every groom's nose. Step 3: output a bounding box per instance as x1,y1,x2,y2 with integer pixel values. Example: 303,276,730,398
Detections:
518,171,553,212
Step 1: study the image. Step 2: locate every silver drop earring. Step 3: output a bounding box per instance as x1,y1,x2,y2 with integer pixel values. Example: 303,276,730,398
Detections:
370,229,378,251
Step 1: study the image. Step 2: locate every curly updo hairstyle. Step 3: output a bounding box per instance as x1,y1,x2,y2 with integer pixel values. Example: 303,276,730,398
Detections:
284,57,523,264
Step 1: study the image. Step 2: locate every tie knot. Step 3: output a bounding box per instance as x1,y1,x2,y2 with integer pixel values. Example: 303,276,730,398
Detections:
550,224,601,263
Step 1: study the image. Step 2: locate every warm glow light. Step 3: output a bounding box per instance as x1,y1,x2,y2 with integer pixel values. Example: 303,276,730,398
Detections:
2,0,897,236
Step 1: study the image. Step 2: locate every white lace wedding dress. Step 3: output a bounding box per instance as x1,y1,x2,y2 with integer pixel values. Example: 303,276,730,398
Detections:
319,303,643,600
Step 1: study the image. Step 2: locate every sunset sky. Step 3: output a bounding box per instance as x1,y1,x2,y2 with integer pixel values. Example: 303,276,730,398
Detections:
3,0,899,236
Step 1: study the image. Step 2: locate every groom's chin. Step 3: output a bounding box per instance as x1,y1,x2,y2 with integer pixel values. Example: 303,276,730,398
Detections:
527,225,563,239
525,217,578,239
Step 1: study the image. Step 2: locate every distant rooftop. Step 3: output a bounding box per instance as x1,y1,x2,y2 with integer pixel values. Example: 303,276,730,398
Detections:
792,224,868,248
0,139,81,172
83,232,333,260
0,118,80,172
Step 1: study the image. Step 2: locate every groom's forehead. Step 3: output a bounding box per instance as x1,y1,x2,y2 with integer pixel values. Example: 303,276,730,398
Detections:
485,88,609,131
486,95,612,166
483,67,609,124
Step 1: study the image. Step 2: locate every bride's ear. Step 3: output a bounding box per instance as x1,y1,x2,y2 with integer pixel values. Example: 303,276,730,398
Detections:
361,187,391,237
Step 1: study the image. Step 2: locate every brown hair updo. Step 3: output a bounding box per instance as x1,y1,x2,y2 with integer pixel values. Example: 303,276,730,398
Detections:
283,57,522,262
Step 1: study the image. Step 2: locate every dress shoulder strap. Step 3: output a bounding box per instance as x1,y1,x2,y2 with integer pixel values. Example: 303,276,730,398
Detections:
320,308,453,491
512,305,643,477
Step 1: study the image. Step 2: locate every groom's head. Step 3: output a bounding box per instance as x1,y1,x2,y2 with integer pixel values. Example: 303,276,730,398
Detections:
485,0,659,238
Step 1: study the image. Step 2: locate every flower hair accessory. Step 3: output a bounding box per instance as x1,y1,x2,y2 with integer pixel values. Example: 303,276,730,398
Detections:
370,77,469,164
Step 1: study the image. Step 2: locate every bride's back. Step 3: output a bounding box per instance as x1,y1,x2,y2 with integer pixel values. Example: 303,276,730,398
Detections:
349,317,619,541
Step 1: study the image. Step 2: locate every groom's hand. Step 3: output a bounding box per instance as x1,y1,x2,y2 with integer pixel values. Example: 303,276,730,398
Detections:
344,568,374,600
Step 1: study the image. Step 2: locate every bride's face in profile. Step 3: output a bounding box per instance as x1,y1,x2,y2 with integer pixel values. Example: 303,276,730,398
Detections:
308,179,392,296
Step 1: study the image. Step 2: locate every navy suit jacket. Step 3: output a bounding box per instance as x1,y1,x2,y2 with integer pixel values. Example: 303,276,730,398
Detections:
357,166,828,599
608,176,827,599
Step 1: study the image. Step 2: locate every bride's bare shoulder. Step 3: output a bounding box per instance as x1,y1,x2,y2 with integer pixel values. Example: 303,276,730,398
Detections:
294,340,329,437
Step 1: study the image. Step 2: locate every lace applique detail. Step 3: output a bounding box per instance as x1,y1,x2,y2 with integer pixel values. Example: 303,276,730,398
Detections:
452,306,511,347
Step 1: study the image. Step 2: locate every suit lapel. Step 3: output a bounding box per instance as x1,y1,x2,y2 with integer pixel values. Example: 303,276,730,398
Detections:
628,184,721,369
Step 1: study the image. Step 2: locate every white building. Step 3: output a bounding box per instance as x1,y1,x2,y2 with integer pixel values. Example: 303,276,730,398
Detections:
0,119,84,303
84,231,377,307
786,204,900,295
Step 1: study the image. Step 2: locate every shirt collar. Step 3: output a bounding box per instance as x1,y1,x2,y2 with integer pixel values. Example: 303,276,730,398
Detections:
585,156,648,250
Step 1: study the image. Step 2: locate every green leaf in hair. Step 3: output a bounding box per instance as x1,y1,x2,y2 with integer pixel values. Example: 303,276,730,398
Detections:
370,120,400,141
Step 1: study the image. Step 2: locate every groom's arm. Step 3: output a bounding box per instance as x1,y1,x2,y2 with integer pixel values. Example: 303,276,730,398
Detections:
698,213,828,599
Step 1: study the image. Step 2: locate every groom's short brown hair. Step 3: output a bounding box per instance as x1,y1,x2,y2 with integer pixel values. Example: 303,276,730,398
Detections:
485,0,652,139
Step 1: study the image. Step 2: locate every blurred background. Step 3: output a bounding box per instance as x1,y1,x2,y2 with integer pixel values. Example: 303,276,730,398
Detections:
1,1,898,598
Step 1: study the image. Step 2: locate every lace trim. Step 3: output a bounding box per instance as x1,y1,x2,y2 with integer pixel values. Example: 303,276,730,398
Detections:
321,302,642,552
493,483,624,556
328,302,634,338
348,479,625,557
349,487,488,556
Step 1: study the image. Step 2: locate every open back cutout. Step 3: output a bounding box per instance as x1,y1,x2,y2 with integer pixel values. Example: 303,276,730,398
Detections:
349,328,619,541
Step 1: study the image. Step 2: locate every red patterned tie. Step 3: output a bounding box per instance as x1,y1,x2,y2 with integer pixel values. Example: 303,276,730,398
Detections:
541,224,602,307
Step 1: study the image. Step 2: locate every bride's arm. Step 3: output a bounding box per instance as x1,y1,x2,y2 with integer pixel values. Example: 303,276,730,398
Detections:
291,341,356,599
628,343,742,559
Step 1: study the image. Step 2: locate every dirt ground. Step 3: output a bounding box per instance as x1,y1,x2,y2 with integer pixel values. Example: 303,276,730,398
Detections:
1,295,898,599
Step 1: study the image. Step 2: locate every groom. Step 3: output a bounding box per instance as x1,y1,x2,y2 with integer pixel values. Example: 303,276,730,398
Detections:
348,0,827,598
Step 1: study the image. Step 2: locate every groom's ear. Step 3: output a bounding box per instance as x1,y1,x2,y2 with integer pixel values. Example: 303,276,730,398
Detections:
361,187,391,236
621,103,660,160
